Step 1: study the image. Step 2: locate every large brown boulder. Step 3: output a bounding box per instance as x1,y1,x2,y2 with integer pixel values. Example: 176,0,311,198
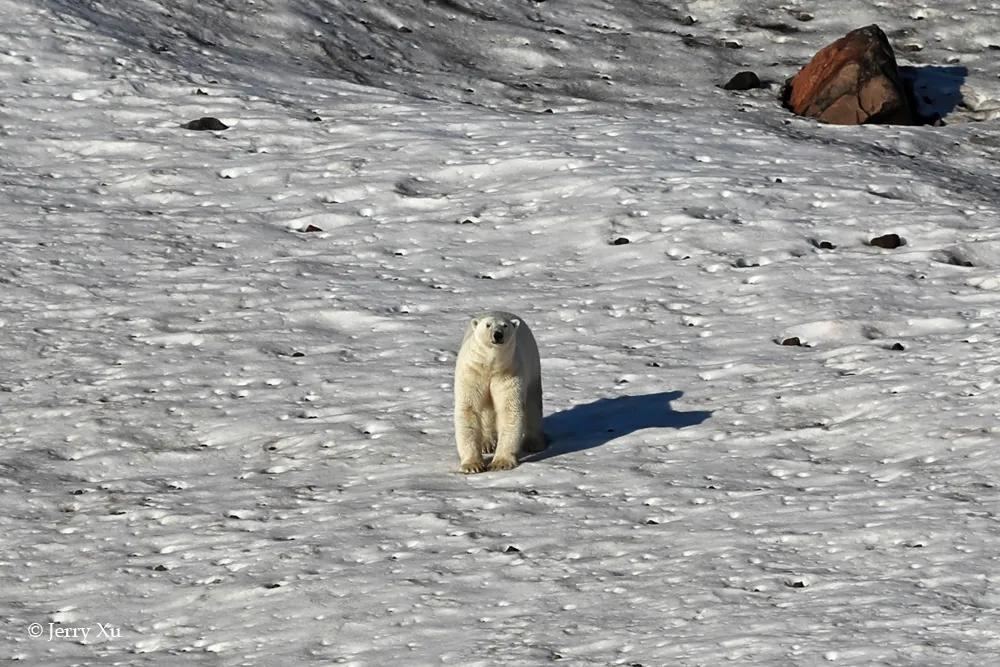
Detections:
784,25,915,125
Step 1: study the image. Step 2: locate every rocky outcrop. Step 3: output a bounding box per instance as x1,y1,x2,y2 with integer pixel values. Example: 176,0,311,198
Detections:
784,25,915,125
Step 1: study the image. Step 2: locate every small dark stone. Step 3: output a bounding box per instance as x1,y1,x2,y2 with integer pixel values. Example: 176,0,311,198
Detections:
645,518,659,525
870,233,905,249
182,116,229,131
195,88,208,95
397,25,413,33
755,22,799,35
989,44,1000,51
153,564,169,571
612,237,630,245
646,361,662,367
291,351,305,358
681,15,697,26
503,545,521,553
723,40,743,49
781,337,803,347
723,71,762,91
302,224,323,233
774,177,783,183
891,342,905,351
811,239,837,250
309,115,323,122
786,579,808,588
543,108,554,114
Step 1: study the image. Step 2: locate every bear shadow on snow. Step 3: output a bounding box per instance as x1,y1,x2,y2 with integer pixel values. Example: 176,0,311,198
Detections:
527,391,711,462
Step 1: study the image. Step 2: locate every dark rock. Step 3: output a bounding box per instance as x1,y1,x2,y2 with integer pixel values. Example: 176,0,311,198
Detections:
681,15,697,26
781,337,803,347
723,71,762,91
182,116,229,131
870,233,905,249
503,545,521,553
783,25,915,125
195,88,208,95
890,342,906,351
756,22,799,35
723,40,743,49
302,224,323,233
811,239,837,250
612,237,631,245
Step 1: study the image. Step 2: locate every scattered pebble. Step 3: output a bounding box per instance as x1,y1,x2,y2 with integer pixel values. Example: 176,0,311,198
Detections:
181,116,229,131
723,71,762,90
870,233,905,249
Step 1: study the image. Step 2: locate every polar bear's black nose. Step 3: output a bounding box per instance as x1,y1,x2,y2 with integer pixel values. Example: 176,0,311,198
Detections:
492,330,504,344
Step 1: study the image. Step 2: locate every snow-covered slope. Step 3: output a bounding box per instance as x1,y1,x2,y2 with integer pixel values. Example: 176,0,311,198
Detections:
3,1,1000,664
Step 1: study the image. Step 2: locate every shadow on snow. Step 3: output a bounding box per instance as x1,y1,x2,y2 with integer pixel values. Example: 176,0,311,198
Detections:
527,390,712,462
901,65,968,122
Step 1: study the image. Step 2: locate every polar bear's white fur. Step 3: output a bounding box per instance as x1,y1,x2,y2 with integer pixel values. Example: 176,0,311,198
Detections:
454,311,545,473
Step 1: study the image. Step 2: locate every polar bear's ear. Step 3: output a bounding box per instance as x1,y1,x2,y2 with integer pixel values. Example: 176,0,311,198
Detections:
471,318,479,328
511,318,521,328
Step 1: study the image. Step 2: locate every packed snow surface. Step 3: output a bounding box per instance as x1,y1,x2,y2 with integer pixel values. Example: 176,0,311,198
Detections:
3,1,1000,665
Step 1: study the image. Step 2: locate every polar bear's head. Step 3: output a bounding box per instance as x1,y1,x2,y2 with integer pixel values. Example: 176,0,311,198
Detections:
471,312,521,349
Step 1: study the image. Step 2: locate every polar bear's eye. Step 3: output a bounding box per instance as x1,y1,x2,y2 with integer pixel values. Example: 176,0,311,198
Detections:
485,323,492,328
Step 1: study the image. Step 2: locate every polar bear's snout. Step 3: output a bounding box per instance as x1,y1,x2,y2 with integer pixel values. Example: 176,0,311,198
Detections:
491,329,505,344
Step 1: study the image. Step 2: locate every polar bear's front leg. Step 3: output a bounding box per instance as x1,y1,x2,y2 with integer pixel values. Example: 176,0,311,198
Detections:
455,395,486,473
489,377,525,471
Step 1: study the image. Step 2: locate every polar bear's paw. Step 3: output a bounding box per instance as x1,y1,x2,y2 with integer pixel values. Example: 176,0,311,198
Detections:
459,459,487,474
487,455,518,472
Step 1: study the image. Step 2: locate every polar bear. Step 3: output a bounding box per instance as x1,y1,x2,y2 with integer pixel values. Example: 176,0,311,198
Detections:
454,311,545,473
